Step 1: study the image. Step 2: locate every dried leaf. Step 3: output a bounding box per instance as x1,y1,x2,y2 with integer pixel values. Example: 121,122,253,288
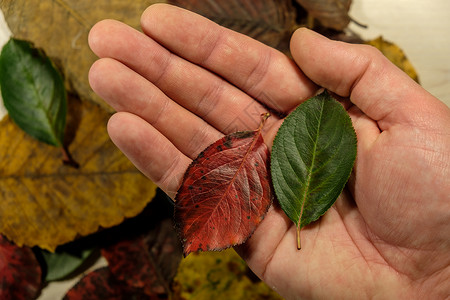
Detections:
0,235,41,300
271,92,357,249
0,0,165,111
0,98,157,251
175,115,272,256
0,38,67,147
366,36,419,83
172,249,282,300
168,0,296,52
296,0,352,30
101,194,182,297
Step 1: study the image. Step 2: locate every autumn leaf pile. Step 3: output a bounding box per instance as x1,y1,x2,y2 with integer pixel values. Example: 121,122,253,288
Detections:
0,0,419,299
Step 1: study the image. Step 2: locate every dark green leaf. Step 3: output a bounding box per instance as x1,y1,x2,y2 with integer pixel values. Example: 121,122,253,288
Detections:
41,248,95,281
0,38,67,146
271,91,357,248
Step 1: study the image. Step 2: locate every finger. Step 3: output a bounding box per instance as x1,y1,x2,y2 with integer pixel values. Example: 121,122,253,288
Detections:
141,4,318,113
290,28,440,131
107,112,191,198
89,57,222,159
89,19,279,134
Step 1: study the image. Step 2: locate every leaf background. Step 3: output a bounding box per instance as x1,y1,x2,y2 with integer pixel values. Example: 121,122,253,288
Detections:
0,98,157,251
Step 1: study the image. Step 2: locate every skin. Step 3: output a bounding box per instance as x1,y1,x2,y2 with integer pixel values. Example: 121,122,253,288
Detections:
88,4,450,299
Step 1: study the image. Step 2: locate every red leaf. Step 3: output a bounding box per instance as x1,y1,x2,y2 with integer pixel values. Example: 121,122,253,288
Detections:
101,218,182,297
102,239,164,295
175,115,273,256
0,235,41,300
63,267,150,300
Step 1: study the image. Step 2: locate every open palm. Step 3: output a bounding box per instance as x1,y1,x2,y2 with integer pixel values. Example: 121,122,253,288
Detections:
88,4,450,299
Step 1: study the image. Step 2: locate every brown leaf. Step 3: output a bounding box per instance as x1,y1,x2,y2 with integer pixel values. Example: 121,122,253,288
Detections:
0,98,157,251
0,0,165,112
296,0,352,30
168,0,297,52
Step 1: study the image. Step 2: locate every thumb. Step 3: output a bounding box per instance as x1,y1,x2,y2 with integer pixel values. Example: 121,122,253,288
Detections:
290,28,445,132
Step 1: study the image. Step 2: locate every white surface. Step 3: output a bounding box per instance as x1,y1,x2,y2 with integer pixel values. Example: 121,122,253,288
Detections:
0,10,11,120
348,0,450,107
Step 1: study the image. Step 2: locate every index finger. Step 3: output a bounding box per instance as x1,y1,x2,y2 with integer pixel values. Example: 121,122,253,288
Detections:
141,4,317,114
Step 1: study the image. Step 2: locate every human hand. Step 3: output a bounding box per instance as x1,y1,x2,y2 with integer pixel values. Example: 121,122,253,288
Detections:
88,4,450,299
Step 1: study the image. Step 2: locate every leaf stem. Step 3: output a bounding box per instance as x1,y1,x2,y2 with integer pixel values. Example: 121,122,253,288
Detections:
61,146,79,169
349,16,368,29
297,224,301,250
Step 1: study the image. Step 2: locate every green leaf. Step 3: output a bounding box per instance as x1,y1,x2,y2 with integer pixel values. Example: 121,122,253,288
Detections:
271,91,357,249
0,38,67,146
41,247,95,281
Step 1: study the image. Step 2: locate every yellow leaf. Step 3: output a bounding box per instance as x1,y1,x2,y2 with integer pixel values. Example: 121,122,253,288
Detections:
0,0,165,112
366,36,419,83
0,98,157,251
173,249,282,299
